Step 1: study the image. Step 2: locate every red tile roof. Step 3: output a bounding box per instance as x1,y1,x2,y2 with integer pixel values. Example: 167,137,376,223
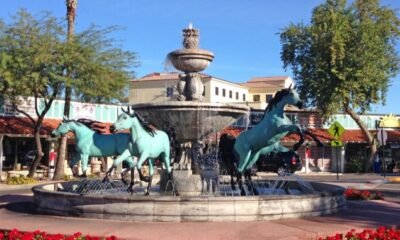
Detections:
242,76,289,88
0,116,114,137
3,116,400,144
214,127,400,144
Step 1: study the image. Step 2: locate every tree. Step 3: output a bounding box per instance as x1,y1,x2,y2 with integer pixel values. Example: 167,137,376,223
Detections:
280,0,400,170
54,0,77,180
0,10,138,178
0,10,65,177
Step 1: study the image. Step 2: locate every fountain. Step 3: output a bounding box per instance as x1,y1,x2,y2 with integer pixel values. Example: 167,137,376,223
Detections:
32,25,346,222
133,23,249,196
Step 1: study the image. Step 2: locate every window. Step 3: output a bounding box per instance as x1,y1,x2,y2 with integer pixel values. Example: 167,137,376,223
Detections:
266,94,273,103
203,86,206,96
229,90,233,98
166,87,173,97
236,92,239,100
253,95,260,102
243,94,246,101
222,89,226,97
215,87,219,96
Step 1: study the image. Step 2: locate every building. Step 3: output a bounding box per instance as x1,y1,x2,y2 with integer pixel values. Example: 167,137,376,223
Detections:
0,97,123,179
130,72,400,173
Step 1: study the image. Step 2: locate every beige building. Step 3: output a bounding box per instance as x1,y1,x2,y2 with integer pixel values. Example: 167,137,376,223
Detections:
129,72,294,110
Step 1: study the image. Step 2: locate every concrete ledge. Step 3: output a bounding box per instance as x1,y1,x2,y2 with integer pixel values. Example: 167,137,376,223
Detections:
32,181,346,222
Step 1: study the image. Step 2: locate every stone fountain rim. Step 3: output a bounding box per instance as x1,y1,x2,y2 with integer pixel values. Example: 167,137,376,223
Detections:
132,102,250,112
169,48,214,57
32,181,345,200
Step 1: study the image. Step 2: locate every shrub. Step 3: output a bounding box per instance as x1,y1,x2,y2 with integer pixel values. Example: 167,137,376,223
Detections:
318,226,400,240
344,188,384,200
0,229,118,240
6,176,36,185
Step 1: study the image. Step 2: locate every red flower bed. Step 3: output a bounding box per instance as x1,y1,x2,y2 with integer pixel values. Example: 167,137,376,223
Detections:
319,226,400,240
0,229,117,240
344,188,384,200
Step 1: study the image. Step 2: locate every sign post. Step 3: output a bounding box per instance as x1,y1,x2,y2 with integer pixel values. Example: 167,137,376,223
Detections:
0,134,4,182
328,121,345,181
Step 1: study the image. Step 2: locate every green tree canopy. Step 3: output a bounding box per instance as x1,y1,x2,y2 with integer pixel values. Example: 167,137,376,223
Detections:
280,0,400,168
0,9,138,176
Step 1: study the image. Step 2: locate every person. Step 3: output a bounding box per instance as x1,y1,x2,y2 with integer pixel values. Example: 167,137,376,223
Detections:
49,147,57,179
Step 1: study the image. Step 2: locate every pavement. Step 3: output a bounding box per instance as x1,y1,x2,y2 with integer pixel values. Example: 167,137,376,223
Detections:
0,173,399,240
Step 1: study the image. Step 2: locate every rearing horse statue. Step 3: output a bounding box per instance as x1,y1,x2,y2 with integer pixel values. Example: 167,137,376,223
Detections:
234,86,309,195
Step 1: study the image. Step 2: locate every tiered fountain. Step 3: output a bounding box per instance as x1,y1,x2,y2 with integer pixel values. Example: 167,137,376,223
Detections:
32,25,346,222
133,23,249,195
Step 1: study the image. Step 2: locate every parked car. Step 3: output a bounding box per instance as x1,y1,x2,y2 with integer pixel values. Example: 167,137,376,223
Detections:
256,150,302,176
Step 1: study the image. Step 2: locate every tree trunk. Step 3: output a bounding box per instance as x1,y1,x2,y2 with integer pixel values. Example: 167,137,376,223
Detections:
28,120,45,177
53,0,76,180
344,105,377,172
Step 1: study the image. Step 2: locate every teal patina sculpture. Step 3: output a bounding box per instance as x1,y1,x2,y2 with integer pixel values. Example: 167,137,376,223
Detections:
111,108,174,194
233,86,304,195
51,117,136,178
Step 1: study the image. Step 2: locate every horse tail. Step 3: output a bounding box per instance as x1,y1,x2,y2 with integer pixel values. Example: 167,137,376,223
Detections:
162,122,177,161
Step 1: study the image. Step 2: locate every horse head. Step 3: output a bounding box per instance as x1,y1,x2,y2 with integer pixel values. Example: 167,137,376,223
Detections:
283,86,303,109
52,119,72,137
112,107,136,133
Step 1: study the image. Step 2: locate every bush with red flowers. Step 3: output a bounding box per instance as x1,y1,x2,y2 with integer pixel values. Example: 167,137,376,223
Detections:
0,229,117,240
318,226,400,240
344,188,384,200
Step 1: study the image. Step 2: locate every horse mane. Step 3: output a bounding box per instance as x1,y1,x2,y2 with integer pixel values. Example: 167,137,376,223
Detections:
76,118,107,134
263,88,291,117
134,112,156,137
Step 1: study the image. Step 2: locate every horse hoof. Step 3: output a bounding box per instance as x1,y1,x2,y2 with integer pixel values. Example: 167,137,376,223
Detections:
240,190,246,196
253,188,259,195
144,191,150,196
79,174,87,179
102,177,110,183
121,179,128,185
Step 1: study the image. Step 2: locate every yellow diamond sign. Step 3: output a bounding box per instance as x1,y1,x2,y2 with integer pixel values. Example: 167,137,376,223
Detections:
331,140,343,147
328,121,345,139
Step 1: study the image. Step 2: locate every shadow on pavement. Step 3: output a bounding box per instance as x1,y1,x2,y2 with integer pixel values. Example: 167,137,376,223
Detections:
306,200,400,228
0,195,35,214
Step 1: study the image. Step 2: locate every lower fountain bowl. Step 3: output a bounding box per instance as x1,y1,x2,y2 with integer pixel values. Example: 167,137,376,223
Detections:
32,180,346,222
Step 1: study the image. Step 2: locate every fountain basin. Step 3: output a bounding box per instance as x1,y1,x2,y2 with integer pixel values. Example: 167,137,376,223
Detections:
32,181,346,222
168,49,214,72
133,102,249,142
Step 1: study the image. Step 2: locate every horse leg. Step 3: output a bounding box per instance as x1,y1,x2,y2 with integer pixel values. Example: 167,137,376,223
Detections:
293,126,305,151
70,153,80,177
127,167,135,194
230,166,237,191
244,145,277,172
102,165,115,183
80,154,89,178
236,171,246,196
304,129,324,147
144,160,155,196
245,169,258,195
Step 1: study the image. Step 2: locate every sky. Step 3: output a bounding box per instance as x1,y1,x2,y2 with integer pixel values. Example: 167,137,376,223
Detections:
1,0,400,114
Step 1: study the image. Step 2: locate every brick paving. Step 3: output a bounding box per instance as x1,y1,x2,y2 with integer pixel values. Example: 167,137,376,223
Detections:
0,173,399,240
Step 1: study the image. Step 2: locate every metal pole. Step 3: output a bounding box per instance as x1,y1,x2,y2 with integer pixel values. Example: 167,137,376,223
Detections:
336,146,339,181
0,134,4,182
380,127,386,178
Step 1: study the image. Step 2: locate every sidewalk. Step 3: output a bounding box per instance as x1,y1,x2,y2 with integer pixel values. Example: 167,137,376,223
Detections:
0,174,399,240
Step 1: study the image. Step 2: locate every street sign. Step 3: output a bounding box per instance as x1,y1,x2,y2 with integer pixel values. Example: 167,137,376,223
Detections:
377,129,388,145
328,121,345,139
331,140,343,147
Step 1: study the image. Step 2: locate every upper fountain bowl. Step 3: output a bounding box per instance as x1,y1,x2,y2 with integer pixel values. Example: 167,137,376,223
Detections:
168,49,214,73
133,102,249,142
